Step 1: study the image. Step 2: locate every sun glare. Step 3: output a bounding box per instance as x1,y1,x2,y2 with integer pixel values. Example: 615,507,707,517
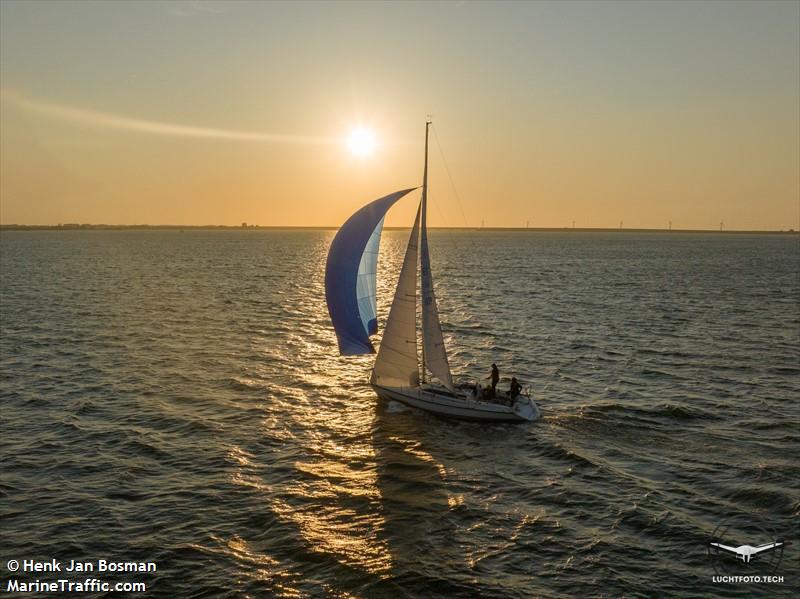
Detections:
346,128,376,157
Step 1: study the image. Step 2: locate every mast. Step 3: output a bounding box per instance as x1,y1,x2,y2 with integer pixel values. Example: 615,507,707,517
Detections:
420,119,430,384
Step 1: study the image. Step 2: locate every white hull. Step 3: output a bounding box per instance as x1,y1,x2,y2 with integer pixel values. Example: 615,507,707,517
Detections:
372,383,540,423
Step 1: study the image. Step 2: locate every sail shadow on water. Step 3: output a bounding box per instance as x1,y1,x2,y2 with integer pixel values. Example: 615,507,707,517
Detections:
213,380,403,596
368,401,476,597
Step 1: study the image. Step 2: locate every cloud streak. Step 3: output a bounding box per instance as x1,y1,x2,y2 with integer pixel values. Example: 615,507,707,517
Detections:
1,89,336,144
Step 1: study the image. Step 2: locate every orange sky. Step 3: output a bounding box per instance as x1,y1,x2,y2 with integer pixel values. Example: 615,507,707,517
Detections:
1,1,798,230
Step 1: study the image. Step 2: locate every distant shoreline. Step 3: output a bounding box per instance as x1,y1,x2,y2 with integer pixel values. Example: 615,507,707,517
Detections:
0,224,797,234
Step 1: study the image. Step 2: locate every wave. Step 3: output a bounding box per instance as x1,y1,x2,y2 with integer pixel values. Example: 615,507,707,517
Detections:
579,402,719,422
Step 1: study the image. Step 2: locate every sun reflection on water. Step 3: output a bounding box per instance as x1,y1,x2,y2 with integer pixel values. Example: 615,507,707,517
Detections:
223,229,466,591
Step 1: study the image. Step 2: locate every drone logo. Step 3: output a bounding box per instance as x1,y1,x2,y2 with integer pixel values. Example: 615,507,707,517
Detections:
707,515,789,576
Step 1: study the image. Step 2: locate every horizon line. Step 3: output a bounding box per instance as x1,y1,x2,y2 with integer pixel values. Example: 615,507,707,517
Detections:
1,224,797,234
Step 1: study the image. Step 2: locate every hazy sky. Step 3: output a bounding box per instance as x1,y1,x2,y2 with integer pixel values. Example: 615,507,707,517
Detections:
1,0,798,229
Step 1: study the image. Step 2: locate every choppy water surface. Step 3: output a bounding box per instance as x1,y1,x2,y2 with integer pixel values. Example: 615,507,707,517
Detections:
1,229,798,598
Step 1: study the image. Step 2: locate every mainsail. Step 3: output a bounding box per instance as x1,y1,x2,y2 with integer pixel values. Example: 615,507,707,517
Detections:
419,196,454,390
419,121,454,390
325,188,416,355
371,203,422,388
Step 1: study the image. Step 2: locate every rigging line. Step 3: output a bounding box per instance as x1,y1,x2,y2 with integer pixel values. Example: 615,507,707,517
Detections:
425,129,457,242
430,124,481,256
431,124,472,229
422,126,464,325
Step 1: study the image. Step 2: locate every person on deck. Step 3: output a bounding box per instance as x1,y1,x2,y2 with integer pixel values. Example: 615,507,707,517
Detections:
508,377,522,399
487,363,499,398
472,382,482,401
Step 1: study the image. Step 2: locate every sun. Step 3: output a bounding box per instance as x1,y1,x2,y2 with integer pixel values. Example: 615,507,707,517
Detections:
346,127,376,157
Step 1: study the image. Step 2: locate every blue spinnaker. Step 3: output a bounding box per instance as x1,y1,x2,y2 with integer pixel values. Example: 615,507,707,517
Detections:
325,188,416,355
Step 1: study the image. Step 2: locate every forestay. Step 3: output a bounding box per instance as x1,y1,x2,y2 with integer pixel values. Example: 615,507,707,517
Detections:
325,188,416,355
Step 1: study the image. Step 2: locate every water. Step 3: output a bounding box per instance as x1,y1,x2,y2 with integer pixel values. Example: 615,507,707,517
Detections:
1,229,798,598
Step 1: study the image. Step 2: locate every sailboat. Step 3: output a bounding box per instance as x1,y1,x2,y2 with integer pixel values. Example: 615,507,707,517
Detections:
325,121,540,422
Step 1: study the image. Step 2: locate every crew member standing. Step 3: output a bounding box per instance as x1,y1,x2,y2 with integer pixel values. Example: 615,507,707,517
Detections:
488,363,499,398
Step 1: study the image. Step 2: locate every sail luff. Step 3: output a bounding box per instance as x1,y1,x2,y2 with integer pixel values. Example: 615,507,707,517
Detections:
371,203,422,388
419,121,454,391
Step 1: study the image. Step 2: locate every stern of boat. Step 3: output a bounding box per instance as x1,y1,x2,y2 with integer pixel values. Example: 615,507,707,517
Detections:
512,396,540,421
